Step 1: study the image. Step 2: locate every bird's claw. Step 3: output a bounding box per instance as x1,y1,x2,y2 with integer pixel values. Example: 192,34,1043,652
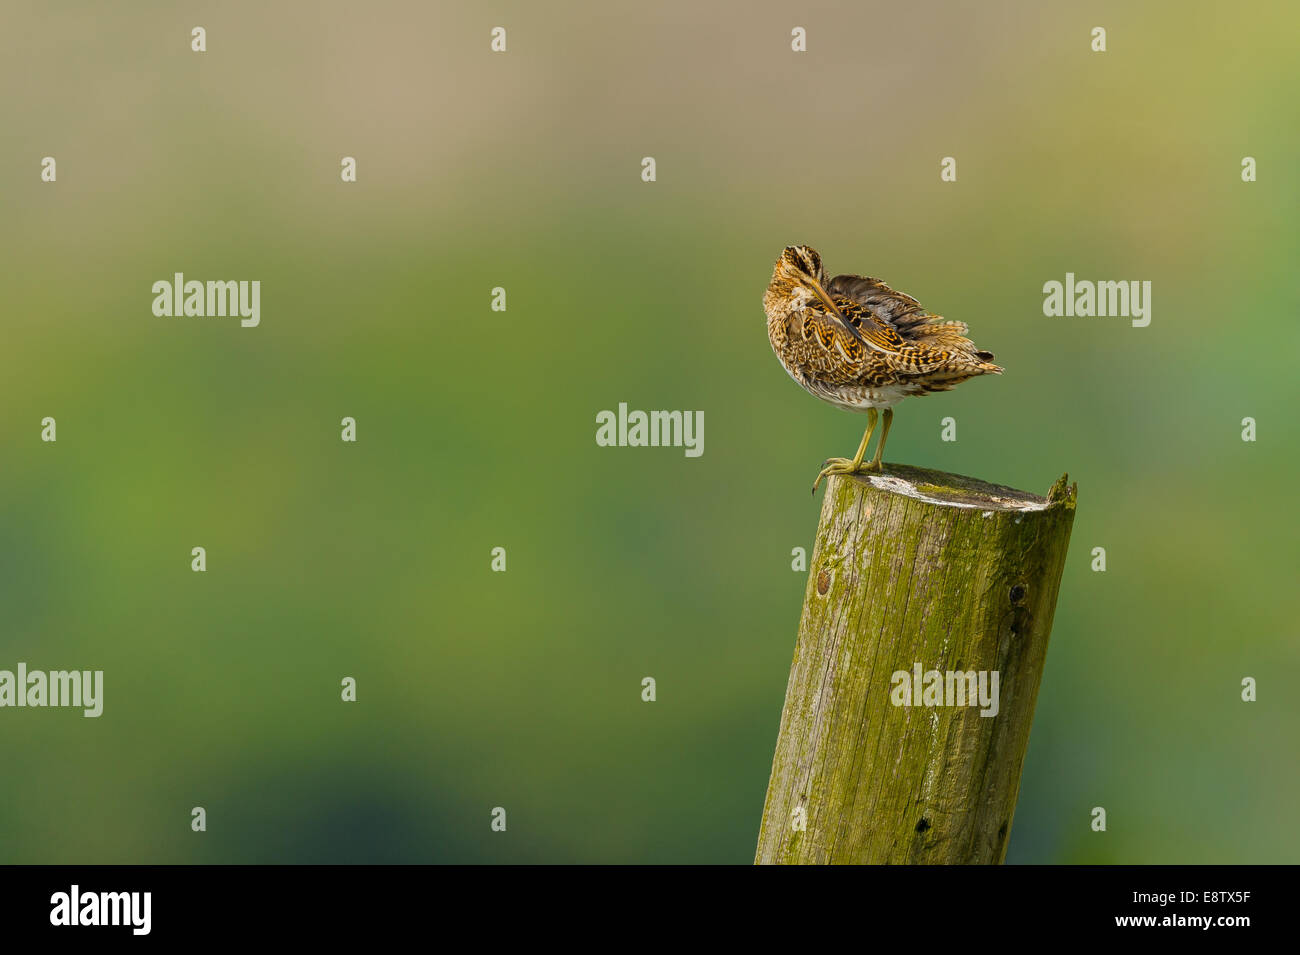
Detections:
811,457,860,494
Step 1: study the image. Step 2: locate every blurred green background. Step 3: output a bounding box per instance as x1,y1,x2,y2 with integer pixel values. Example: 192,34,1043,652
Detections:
2,0,1297,863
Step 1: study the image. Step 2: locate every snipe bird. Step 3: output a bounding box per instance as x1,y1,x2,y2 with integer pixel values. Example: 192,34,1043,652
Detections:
764,245,1003,493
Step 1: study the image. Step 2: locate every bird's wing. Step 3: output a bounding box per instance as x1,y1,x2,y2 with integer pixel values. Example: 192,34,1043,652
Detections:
786,298,930,385
827,274,940,334
786,306,870,378
831,295,909,353
828,273,1000,371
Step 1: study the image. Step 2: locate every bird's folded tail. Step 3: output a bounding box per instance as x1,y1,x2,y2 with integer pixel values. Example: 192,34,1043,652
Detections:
906,323,1003,374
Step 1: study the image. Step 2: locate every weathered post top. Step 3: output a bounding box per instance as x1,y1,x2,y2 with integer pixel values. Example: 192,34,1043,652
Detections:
756,465,1076,865
842,463,1075,513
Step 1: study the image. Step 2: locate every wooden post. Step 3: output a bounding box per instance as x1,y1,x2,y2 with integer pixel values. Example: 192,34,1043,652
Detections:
755,464,1077,865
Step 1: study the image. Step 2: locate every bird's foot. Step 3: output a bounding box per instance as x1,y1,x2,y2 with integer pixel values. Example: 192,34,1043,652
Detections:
812,457,859,494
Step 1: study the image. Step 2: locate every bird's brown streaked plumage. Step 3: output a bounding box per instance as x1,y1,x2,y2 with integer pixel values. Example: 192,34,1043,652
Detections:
763,245,1003,492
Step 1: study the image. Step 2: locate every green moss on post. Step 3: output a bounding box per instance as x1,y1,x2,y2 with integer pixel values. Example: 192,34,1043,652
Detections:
755,464,1077,864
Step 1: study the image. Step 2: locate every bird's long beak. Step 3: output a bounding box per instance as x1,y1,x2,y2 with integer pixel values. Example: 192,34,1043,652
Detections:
808,277,840,315
807,277,866,347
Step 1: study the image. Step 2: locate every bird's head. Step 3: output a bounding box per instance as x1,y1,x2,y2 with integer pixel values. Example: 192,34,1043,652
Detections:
767,244,845,318
777,245,826,285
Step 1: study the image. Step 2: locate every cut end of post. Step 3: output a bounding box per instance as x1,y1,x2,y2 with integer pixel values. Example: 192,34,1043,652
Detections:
836,463,1076,513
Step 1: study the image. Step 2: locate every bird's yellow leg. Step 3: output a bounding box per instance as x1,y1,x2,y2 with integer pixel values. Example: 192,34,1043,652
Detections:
864,408,893,472
812,409,878,493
